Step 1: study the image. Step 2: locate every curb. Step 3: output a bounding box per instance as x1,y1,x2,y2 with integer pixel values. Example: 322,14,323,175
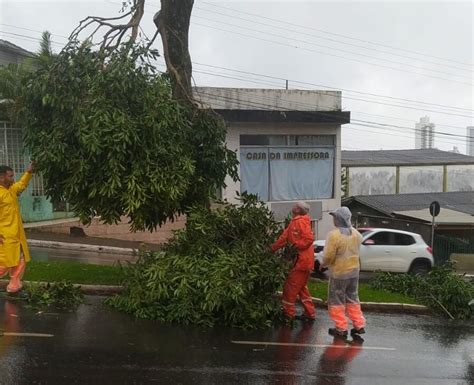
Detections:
275,291,430,315
0,280,123,296
27,239,136,256
2,283,430,315
359,302,430,314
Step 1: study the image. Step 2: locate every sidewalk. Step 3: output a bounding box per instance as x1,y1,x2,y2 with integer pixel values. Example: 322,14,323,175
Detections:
26,229,163,253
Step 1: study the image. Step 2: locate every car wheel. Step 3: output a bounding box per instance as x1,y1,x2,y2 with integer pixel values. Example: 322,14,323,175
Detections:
312,261,328,279
409,260,431,275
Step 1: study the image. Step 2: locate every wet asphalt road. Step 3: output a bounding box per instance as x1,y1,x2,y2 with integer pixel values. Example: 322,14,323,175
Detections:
0,296,472,385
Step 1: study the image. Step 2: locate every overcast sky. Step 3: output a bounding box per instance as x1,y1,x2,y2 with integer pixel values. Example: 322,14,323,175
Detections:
1,0,473,153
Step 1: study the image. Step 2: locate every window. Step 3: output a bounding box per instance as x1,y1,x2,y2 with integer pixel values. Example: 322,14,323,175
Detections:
240,135,335,146
393,233,416,246
368,231,394,245
295,135,335,146
240,135,287,146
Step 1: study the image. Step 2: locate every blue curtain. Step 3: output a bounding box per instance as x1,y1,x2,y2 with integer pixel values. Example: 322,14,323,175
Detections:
269,147,334,201
240,147,334,201
240,148,269,201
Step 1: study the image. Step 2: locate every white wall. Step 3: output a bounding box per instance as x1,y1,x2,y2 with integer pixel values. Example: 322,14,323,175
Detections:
447,164,474,191
348,166,397,195
194,87,342,111
399,165,444,193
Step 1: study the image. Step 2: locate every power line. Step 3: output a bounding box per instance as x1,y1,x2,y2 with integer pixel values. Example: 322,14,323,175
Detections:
3,26,472,145
158,60,474,134
193,6,473,74
351,119,471,141
190,61,474,114
192,87,474,145
120,0,474,86
194,90,473,153
192,11,473,79
201,1,474,68
4,19,473,115
0,23,70,40
191,88,474,146
191,21,474,87
351,111,468,131
192,65,472,132
0,31,65,48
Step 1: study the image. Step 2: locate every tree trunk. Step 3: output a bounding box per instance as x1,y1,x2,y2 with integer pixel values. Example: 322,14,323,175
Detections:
154,0,194,103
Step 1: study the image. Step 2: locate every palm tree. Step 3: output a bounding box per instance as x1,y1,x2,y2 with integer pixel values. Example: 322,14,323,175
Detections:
36,31,54,66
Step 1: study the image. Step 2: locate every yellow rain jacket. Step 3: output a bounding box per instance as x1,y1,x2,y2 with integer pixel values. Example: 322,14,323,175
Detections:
0,172,32,267
322,228,363,279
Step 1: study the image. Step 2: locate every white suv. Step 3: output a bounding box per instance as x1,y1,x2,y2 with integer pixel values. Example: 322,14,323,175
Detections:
314,228,434,274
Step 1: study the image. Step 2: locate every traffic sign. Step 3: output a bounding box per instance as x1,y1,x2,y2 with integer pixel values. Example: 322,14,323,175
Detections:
429,201,440,217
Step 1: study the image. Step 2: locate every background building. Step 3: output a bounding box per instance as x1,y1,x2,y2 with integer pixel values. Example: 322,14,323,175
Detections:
0,39,33,66
415,116,435,149
343,148,474,196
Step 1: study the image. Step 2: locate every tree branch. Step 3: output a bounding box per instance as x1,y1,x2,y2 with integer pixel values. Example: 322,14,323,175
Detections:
68,0,152,53
154,0,194,103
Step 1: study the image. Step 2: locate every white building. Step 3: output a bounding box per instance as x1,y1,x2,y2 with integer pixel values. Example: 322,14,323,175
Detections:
467,126,474,156
415,116,435,149
195,87,349,238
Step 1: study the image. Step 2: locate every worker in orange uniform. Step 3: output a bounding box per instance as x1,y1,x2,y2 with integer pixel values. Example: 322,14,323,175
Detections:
272,201,316,321
0,163,35,293
321,207,366,338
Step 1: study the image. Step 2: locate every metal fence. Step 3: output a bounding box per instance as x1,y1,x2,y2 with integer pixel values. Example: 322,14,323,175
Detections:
0,121,45,196
0,121,71,222
434,234,474,265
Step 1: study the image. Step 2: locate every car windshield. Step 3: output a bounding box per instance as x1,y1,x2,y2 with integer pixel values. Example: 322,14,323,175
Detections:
357,228,372,236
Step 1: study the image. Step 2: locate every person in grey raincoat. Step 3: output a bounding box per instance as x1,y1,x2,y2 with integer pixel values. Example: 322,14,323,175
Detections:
321,207,366,338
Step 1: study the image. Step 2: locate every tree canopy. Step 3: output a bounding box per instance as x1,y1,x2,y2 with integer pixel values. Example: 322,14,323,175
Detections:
18,0,238,231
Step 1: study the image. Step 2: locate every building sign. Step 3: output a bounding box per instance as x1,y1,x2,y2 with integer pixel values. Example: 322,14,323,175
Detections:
245,151,331,161
240,147,334,201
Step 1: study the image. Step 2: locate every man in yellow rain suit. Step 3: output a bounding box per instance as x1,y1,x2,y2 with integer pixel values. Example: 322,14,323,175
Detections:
0,163,35,293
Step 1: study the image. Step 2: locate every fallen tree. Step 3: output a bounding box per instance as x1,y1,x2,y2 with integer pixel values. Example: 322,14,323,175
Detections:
107,195,289,329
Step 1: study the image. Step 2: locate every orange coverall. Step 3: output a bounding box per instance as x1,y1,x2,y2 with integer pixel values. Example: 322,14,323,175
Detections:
272,214,316,319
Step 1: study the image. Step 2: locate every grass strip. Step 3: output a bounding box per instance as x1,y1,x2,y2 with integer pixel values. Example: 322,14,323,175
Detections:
22,261,418,304
23,260,124,286
307,280,419,305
